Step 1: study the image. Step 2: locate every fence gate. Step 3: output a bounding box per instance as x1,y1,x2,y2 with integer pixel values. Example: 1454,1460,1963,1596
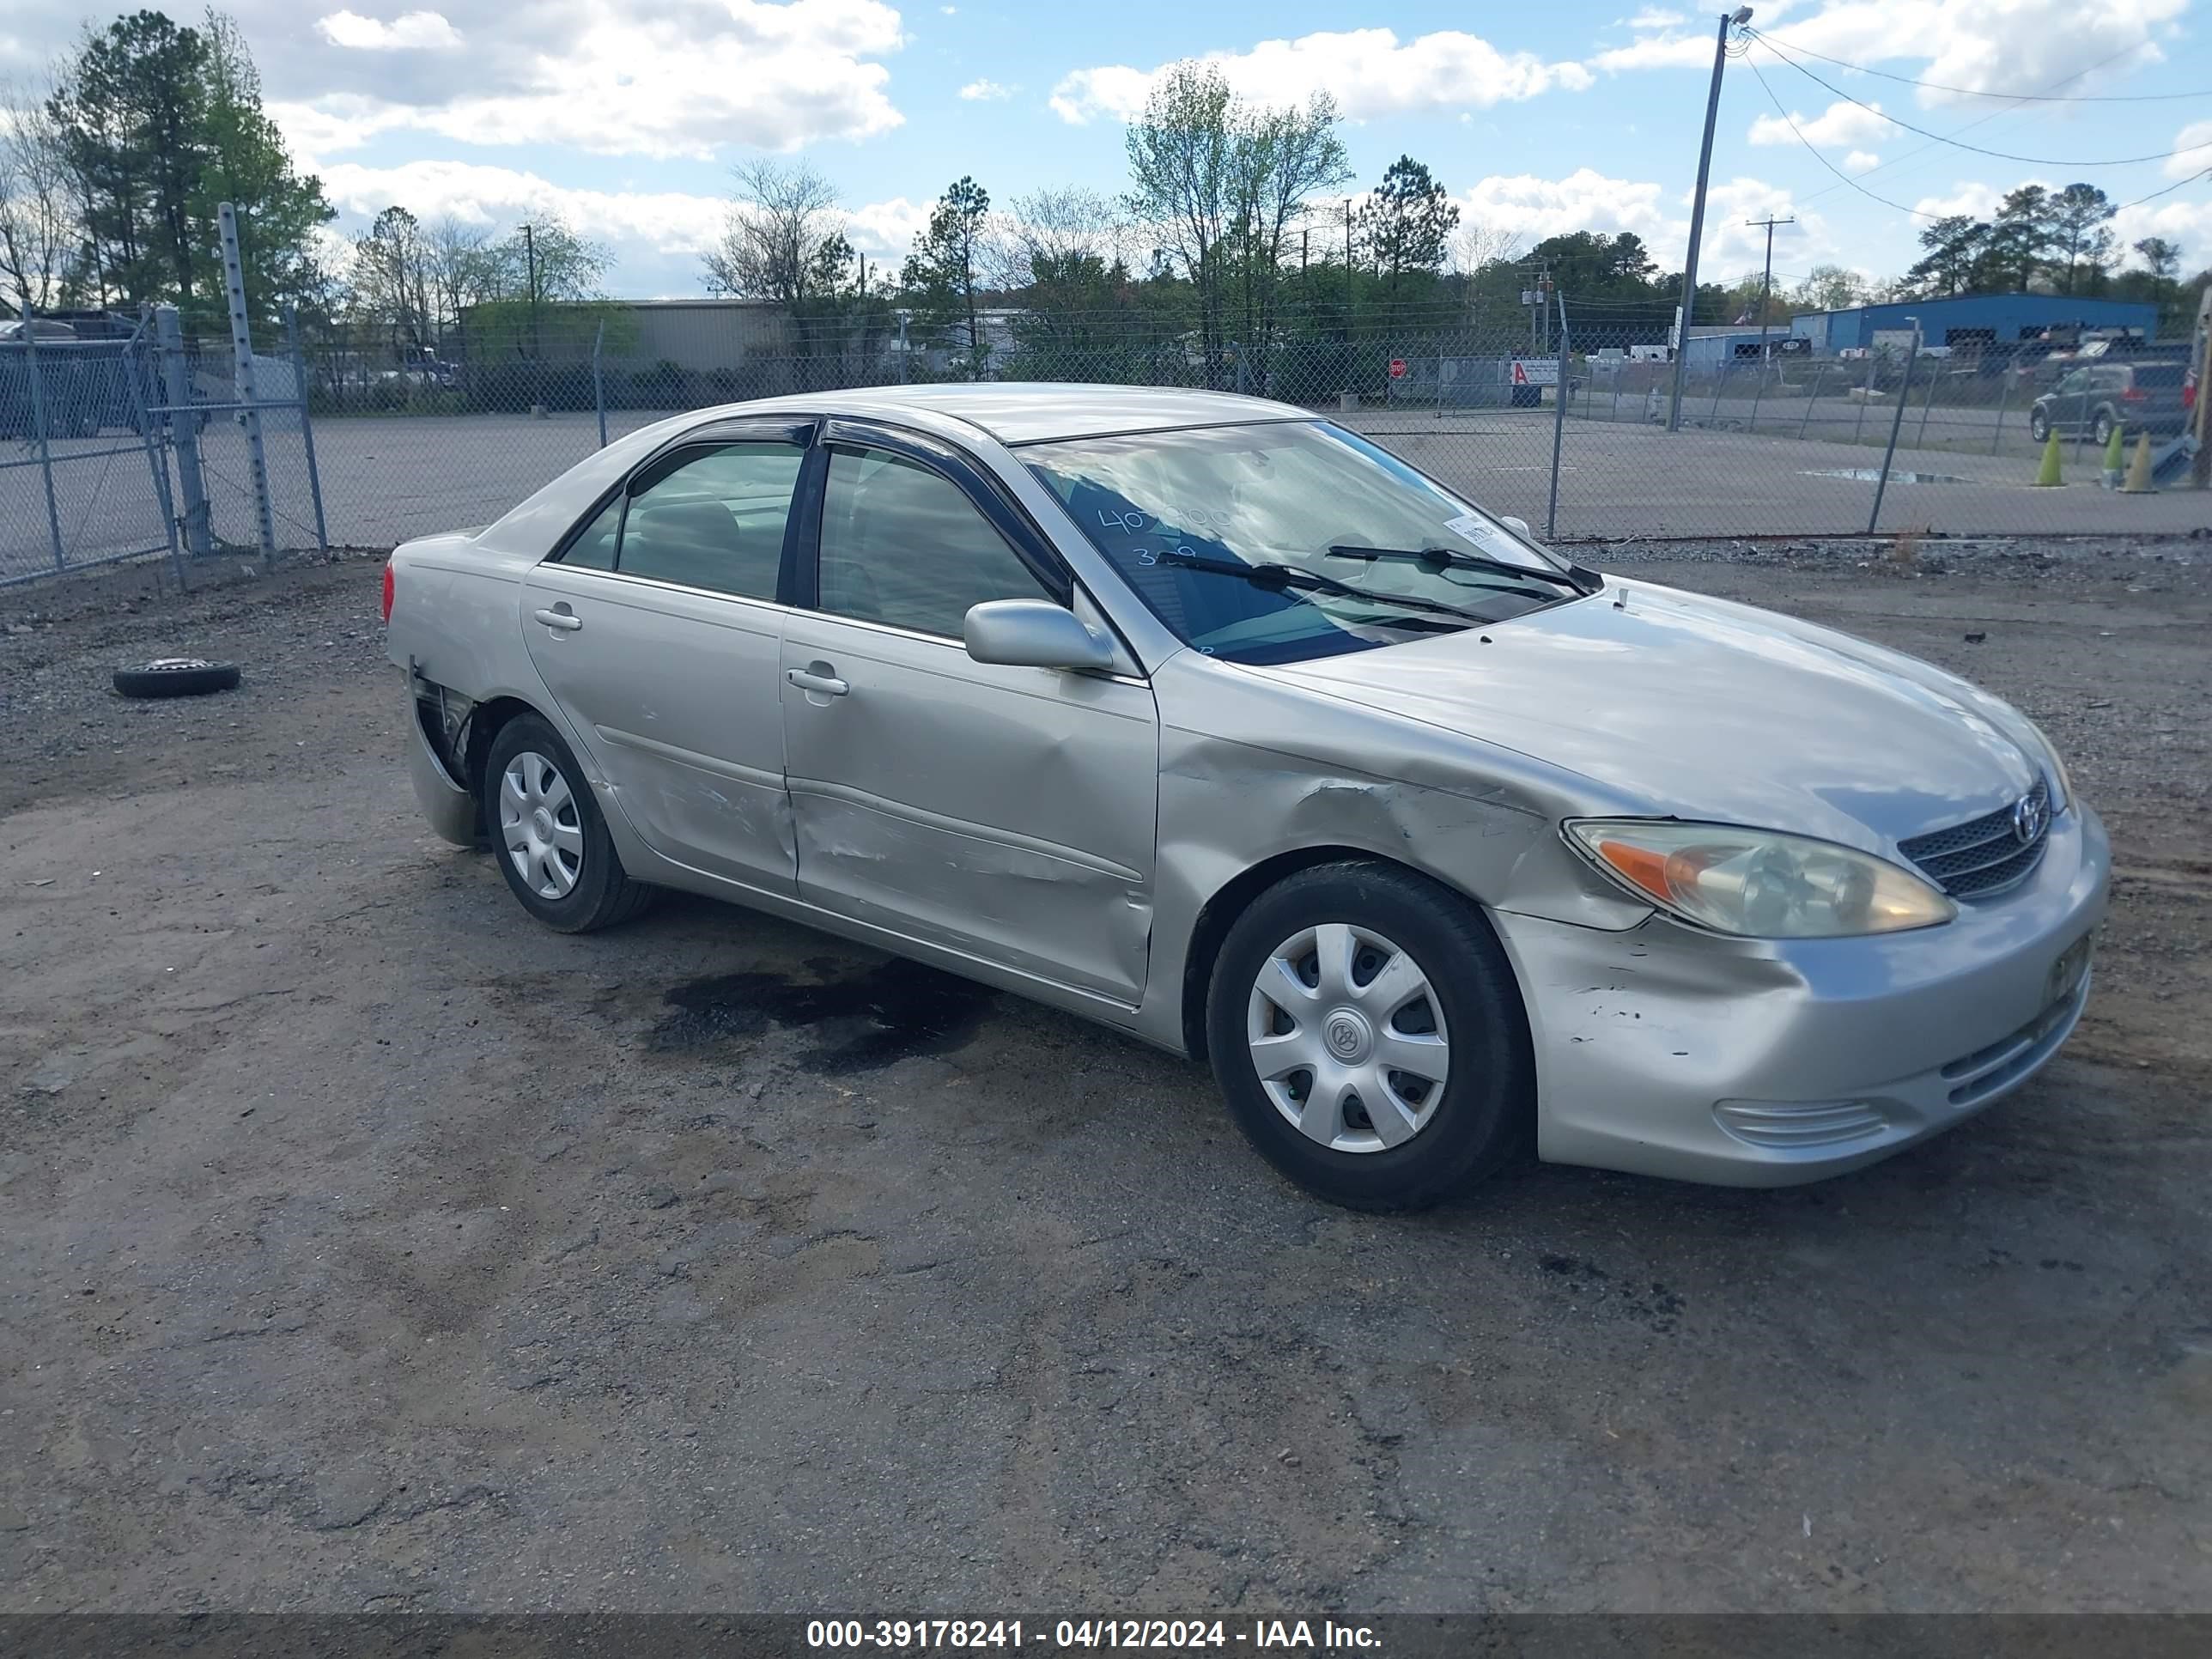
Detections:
0,319,182,586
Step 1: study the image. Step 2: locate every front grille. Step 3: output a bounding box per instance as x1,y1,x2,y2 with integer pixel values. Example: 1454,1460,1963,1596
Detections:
1899,777,2051,900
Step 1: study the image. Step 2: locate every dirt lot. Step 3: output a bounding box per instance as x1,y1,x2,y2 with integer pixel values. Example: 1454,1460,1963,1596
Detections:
2,538,2209,1614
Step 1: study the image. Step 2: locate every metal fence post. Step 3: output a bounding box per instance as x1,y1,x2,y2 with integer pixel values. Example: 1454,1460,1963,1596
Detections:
123,308,188,590
1798,365,1826,441
1747,350,1769,434
1868,321,1921,535
217,203,277,565
1547,294,1570,540
1707,357,1728,425
155,305,212,556
15,287,67,572
1916,358,1939,450
592,320,607,448
1990,370,2012,456
287,309,329,552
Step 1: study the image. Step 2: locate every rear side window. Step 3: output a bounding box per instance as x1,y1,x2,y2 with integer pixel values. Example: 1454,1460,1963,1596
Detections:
2134,364,2184,388
617,444,805,599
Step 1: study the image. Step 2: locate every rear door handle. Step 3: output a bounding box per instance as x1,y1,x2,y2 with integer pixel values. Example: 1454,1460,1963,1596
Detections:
787,667,849,696
533,607,583,632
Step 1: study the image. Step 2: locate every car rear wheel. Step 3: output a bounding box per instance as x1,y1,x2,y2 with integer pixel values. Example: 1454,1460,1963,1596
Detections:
1205,860,1534,1211
483,713,655,933
2028,409,2051,443
2092,410,2116,447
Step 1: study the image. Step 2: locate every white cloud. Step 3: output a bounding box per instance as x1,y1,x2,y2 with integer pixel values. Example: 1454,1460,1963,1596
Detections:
1588,30,1719,72
957,78,1012,101
1842,149,1881,171
1745,0,2185,106
317,9,464,50
1455,167,1679,245
2112,198,2212,268
2166,119,2212,179
318,158,931,276
283,0,907,163
1748,99,1895,149
1050,28,1593,125
1623,7,1687,26
1911,180,2014,221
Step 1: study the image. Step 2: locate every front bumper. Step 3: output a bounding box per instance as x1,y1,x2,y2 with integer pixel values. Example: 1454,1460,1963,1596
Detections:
1495,803,2111,1186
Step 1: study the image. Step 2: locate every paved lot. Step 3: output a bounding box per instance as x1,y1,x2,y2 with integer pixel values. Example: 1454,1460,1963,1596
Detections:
2,541,2209,1613
5,404,2204,585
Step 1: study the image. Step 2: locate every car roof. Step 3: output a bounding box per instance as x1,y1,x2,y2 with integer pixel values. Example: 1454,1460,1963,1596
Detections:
744,382,1313,446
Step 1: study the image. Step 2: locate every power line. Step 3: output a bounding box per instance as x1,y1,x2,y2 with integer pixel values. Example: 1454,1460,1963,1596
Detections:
1746,58,2211,228
1749,29,2211,104
1748,30,2212,167
1792,41,2145,208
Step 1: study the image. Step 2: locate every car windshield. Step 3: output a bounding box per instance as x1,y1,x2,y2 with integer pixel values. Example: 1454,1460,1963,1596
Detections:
1022,421,1582,665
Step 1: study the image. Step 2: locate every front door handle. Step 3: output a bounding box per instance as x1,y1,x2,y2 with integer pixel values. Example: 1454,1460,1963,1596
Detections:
787,666,849,696
533,607,583,633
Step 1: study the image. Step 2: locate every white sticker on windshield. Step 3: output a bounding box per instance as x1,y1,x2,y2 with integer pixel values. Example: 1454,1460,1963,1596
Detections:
1443,513,1522,556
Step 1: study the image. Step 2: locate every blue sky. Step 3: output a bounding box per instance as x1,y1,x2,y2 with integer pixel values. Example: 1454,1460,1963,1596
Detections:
3,0,2207,298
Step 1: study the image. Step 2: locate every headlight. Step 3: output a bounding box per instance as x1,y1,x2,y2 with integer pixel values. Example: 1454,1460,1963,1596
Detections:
2027,721,2072,814
1565,820,1956,939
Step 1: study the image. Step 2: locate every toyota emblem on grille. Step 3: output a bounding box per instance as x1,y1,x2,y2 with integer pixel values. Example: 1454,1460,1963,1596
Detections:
2011,791,2049,846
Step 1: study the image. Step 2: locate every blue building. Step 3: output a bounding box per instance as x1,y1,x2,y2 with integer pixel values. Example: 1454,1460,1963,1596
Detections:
1790,294,2160,354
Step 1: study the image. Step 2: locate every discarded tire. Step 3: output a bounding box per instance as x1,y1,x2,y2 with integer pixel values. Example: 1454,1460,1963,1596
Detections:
112,659,242,699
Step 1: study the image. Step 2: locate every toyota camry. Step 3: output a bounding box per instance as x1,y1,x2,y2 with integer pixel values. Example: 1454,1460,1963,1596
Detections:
381,385,2106,1211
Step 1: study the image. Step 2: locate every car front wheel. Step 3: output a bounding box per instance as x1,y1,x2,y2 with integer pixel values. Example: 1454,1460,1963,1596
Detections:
1205,861,1534,1211
483,712,655,933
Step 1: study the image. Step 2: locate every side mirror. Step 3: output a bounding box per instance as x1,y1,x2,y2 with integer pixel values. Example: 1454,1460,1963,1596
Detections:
1500,515,1533,539
963,599,1117,672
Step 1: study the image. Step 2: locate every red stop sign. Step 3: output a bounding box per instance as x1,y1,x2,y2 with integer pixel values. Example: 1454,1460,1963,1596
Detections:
1389,357,1407,379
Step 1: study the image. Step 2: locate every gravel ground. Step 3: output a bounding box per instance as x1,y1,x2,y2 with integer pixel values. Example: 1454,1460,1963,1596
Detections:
1,535,2208,1614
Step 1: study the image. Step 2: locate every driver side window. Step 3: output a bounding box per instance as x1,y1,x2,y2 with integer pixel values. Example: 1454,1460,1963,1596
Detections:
815,447,1052,638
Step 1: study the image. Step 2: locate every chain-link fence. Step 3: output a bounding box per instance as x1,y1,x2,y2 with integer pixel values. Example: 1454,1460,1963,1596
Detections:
0,308,324,587
7,295,2204,584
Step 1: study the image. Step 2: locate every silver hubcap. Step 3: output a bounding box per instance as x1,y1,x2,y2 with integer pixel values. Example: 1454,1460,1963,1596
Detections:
500,750,583,900
1247,921,1451,1154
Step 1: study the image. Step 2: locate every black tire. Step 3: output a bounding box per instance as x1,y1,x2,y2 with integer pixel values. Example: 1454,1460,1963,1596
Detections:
1205,860,1534,1212
482,712,656,933
2028,409,2051,443
113,659,240,698
2092,410,2116,447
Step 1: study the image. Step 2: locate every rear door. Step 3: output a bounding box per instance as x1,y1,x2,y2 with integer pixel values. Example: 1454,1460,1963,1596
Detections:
2129,362,2187,433
777,422,1159,1004
2049,368,2091,431
520,420,812,895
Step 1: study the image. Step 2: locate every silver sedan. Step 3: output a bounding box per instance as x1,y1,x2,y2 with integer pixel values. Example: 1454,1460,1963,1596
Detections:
382,385,2107,1211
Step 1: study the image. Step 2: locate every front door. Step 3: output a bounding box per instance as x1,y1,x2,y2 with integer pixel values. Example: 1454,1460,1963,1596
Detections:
778,429,1159,1004
520,425,810,895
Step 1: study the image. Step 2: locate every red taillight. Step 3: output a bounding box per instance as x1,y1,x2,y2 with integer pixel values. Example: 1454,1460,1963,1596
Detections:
2120,386,2145,403
380,558,395,624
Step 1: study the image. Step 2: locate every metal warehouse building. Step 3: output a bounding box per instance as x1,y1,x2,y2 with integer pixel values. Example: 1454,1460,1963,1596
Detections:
1790,294,2160,353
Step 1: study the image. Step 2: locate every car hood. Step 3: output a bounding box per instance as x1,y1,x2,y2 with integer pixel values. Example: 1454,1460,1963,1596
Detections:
1253,579,2045,853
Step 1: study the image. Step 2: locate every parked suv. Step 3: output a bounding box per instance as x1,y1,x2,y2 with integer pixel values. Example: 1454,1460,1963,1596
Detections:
2029,359,2188,446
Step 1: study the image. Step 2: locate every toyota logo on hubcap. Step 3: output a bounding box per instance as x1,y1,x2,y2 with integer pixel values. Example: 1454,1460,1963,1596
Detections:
1326,1012,1368,1060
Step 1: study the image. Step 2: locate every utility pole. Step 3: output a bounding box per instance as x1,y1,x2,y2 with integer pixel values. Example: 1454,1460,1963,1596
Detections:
522,222,539,358
1746,212,1796,378
1344,199,1354,323
1668,7,1753,432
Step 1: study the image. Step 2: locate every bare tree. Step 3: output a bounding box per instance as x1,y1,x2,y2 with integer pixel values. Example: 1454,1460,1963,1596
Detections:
994,186,1129,289
0,76,78,313
1229,92,1349,370
1447,220,1523,278
703,157,848,307
424,215,497,337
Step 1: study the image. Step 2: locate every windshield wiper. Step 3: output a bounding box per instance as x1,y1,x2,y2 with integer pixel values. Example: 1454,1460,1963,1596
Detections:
1155,550,1493,627
1327,544,1597,594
